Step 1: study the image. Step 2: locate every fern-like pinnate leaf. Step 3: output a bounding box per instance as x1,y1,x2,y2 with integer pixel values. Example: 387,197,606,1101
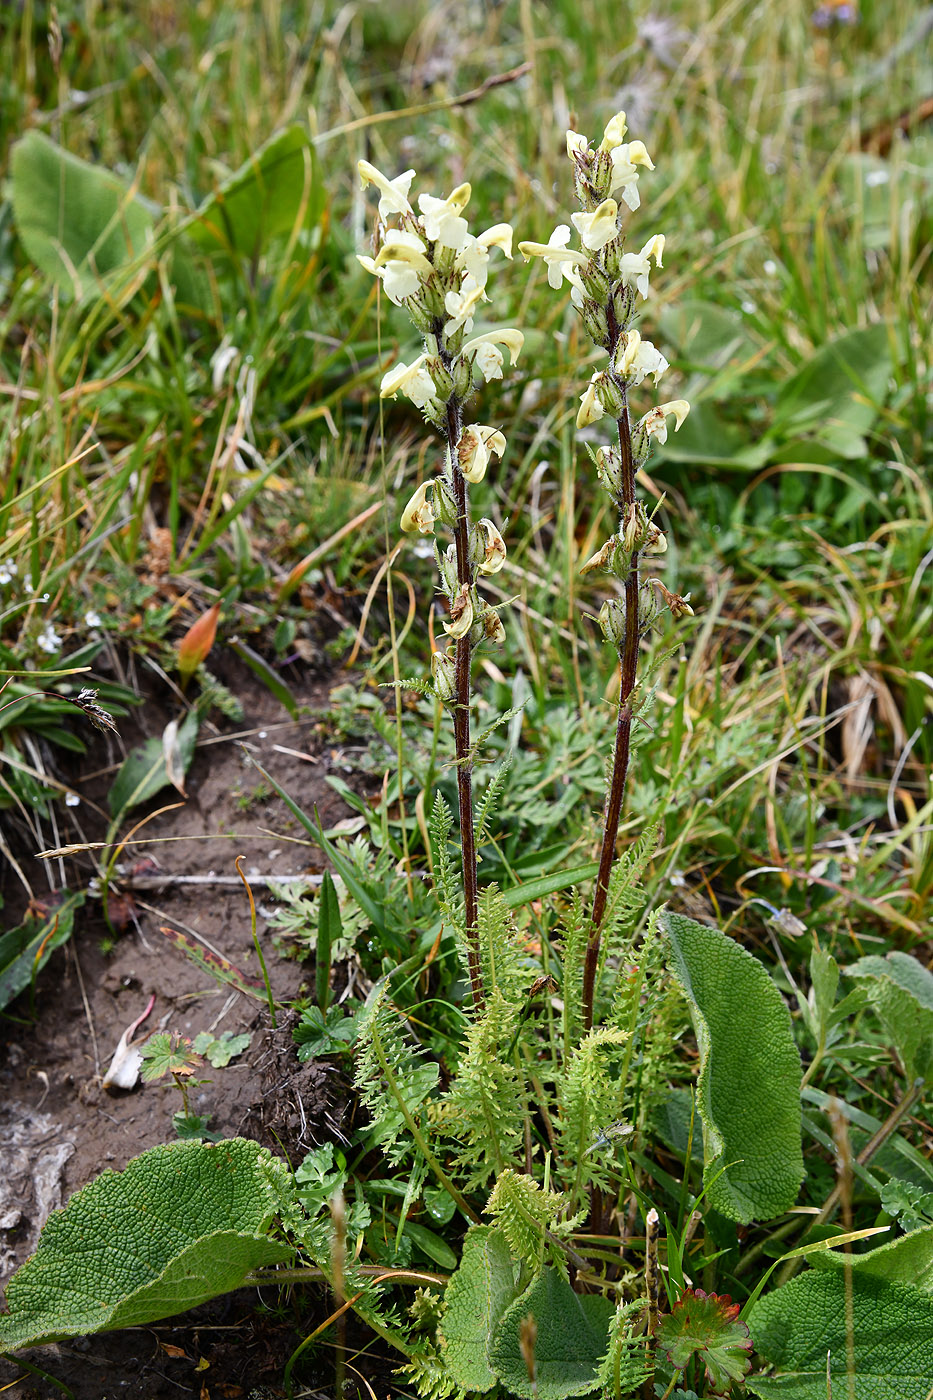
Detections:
438,990,527,1191
556,889,590,1058
486,1169,571,1275
557,1026,631,1206
354,980,439,1166
476,884,528,1006
429,791,464,935
595,1297,648,1398
593,825,658,985
474,753,512,848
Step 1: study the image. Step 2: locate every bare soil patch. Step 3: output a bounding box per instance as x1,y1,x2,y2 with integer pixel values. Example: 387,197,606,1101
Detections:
0,661,376,1398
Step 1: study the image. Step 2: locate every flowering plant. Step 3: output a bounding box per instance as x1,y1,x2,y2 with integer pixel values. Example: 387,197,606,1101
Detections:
519,111,692,1029
357,159,524,1008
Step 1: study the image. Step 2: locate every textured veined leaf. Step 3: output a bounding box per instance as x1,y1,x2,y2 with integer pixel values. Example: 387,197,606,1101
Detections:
663,911,804,1222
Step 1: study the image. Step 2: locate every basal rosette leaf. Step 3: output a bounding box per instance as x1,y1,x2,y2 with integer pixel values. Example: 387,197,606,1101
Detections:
0,1139,296,1352
662,911,805,1222
748,1270,933,1399
657,1289,752,1395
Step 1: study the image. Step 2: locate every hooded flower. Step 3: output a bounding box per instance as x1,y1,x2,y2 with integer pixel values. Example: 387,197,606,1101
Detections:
444,276,485,336
599,111,628,151
476,518,507,575
463,328,525,383
381,354,437,408
444,583,474,638
358,160,415,219
418,184,472,250
608,141,655,211
576,373,607,429
615,329,669,386
457,223,514,288
458,425,506,484
571,199,620,252
517,225,588,289
619,235,666,298
637,399,690,445
372,229,434,303
400,480,436,534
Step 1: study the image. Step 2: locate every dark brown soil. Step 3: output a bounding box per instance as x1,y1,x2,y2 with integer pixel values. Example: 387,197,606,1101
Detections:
0,662,381,1399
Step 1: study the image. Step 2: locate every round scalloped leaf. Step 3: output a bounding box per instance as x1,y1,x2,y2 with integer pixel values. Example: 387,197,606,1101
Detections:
0,1138,295,1352
663,911,805,1223
657,1289,752,1395
489,1267,614,1400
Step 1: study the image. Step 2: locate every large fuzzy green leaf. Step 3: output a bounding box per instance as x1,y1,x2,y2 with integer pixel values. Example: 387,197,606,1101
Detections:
439,1226,517,1392
747,1271,933,1399
0,1139,295,1351
663,912,804,1222
187,125,322,260
772,324,892,460
489,1267,614,1400
10,131,156,297
808,1226,933,1292
845,951,933,1085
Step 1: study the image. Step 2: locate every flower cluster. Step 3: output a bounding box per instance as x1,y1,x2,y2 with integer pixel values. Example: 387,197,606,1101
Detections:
357,161,523,701
517,112,692,650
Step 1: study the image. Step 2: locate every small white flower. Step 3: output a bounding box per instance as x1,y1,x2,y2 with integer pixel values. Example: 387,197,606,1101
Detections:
608,140,654,211
638,399,690,445
84,610,102,628
518,225,588,288
444,276,485,336
456,223,513,288
616,329,669,386
463,329,524,383
418,184,471,251
380,355,437,408
763,259,778,277
571,199,620,252
618,234,665,298
865,169,889,188
24,575,34,592
37,622,61,654
358,160,415,220
65,791,81,807
0,560,17,585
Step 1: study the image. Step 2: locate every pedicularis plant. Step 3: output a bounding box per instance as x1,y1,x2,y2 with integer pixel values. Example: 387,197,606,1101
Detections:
6,114,933,1400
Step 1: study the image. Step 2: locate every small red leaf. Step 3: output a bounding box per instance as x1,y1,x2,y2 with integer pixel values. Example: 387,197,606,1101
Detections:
177,602,221,682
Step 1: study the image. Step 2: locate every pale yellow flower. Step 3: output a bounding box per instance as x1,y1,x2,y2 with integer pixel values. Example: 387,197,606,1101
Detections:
518,226,588,288
381,355,437,408
570,199,619,252
444,583,474,638
476,518,507,575
400,480,436,534
358,160,415,219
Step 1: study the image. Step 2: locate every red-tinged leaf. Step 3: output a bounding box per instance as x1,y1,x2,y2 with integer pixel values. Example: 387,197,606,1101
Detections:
177,601,221,682
159,926,267,999
657,1288,753,1395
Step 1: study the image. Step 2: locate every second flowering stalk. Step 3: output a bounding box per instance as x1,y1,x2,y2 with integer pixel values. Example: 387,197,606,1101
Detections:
358,161,524,1010
519,113,693,1030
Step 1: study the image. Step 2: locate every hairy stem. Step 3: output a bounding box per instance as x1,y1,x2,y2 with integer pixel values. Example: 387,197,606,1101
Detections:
582,370,640,1031
440,341,484,1012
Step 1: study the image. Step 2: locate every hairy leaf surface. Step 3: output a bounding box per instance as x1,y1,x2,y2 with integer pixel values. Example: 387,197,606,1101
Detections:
748,1271,933,1399
663,912,804,1222
0,1139,294,1351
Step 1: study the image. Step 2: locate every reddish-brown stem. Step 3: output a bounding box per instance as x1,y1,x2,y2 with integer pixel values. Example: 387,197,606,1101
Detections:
442,360,484,1012
581,339,640,1031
